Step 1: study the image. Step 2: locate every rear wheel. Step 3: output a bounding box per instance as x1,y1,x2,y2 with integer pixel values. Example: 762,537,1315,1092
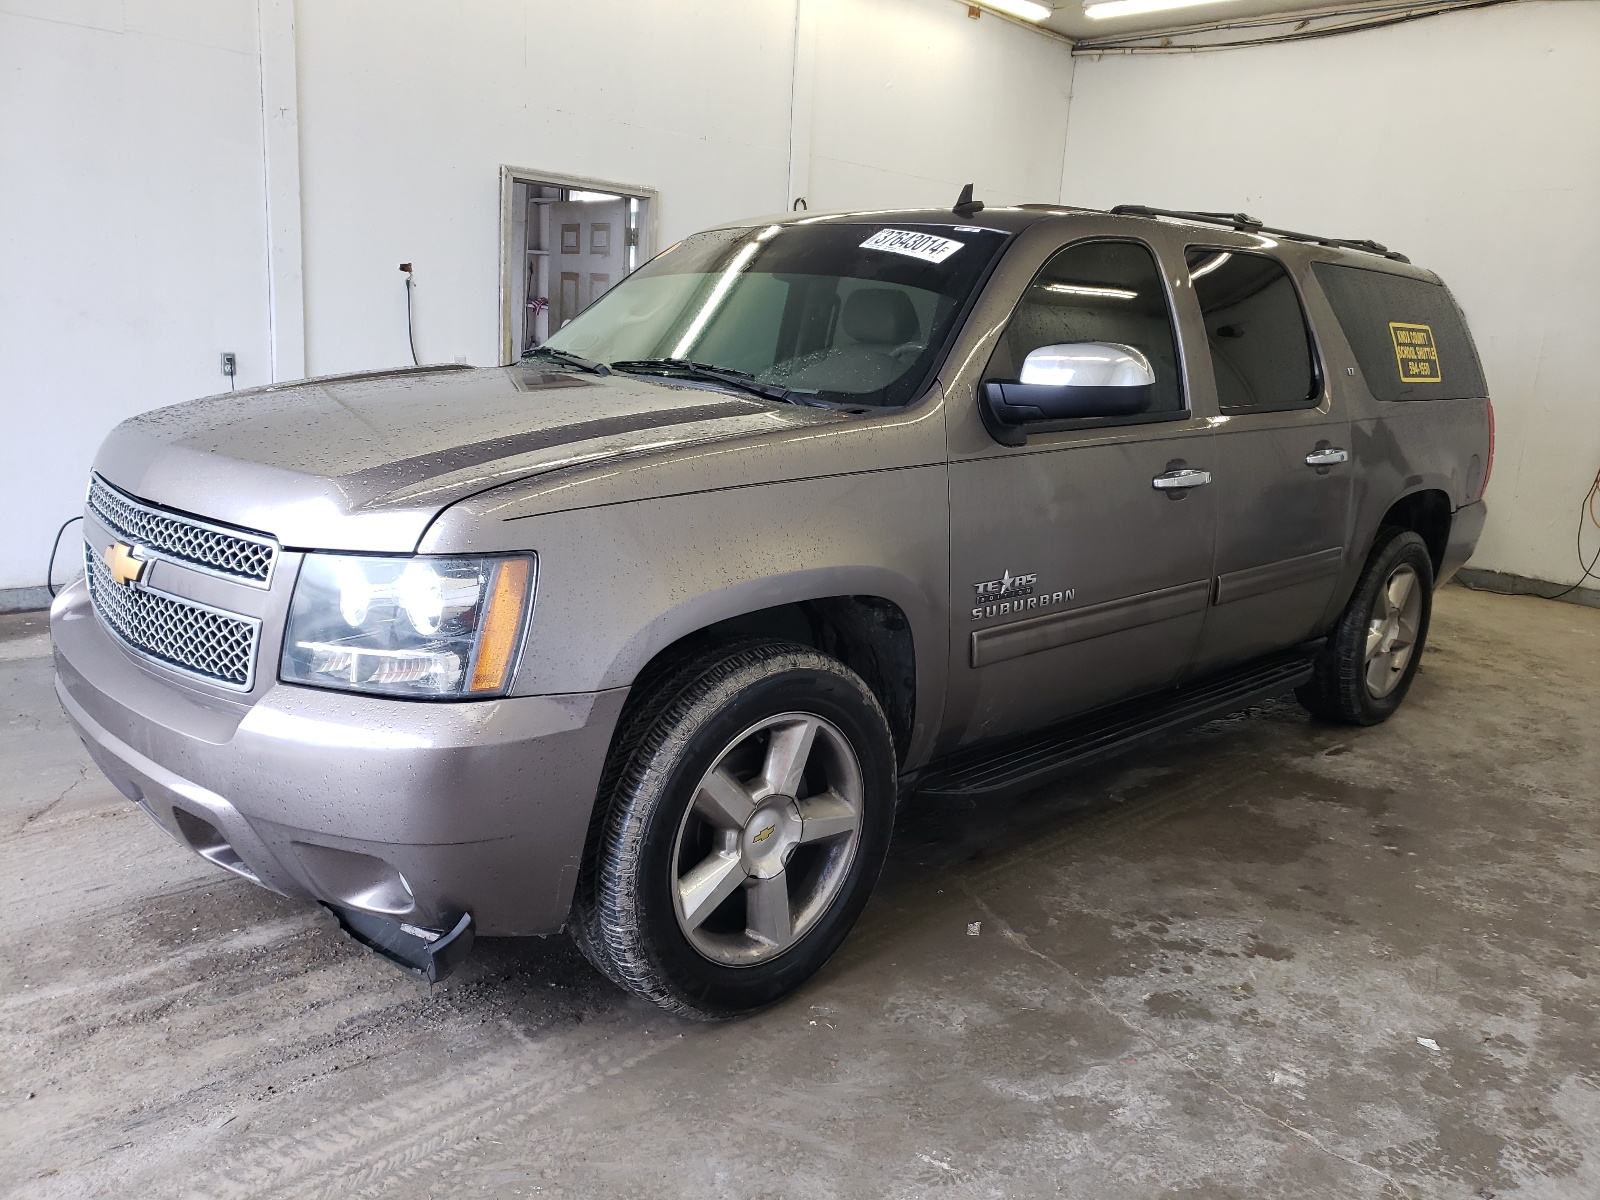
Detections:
571,641,896,1019
1297,528,1434,725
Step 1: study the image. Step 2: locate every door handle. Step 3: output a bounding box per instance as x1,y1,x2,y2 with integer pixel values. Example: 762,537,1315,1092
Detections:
1152,468,1212,491
1305,447,1349,466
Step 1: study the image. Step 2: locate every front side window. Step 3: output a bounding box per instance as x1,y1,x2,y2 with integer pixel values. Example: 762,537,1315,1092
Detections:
542,222,1009,407
1186,249,1319,415
985,239,1186,418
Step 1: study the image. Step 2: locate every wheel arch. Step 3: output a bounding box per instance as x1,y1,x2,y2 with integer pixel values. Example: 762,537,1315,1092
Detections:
600,571,936,770
1321,486,1454,634
619,595,918,768
1373,488,1452,579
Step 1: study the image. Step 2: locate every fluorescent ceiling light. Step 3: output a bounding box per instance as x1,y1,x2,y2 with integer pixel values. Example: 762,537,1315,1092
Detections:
1189,252,1231,280
1044,283,1137,300
981,0,1051,21
1084,0,1232,19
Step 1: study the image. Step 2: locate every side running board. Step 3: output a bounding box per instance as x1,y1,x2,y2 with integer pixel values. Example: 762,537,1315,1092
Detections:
913,646,1320,800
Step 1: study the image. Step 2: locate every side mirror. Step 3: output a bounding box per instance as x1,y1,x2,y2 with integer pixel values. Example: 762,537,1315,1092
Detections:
983,342,1155,427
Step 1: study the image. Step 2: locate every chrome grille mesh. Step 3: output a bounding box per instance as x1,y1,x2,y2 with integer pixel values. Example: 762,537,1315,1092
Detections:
89,475,276,584
85,544,259,688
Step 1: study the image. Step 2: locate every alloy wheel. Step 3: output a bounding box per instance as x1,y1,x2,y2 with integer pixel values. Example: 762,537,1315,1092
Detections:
670,712,864,966
1364,563,1423,698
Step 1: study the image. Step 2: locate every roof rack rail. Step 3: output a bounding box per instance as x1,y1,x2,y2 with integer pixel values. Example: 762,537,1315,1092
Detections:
1109,204,1410,264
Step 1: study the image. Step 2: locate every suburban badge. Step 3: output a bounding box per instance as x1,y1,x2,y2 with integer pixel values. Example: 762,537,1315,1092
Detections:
971,567,1075,621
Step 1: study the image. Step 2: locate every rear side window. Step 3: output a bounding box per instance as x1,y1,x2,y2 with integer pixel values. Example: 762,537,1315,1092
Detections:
1186,249,1318,415
1311,262,1487,402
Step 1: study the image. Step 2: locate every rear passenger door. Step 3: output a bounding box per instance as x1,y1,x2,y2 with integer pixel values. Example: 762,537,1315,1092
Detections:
1181,248,1353,674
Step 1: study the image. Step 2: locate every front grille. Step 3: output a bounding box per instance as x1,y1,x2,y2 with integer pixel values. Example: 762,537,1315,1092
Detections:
85,544,260,689
88,475,277,585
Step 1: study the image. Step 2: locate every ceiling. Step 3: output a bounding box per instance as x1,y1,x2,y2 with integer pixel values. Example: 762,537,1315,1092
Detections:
1007,0,1379,41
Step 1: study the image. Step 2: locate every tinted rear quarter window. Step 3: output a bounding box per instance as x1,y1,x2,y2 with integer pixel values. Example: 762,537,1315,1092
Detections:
1311,262,1488,401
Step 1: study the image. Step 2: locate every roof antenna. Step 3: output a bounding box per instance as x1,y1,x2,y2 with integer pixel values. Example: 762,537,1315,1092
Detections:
953,182,984,219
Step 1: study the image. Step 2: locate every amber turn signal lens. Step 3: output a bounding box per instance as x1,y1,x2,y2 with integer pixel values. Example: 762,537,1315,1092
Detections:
469,558,532,693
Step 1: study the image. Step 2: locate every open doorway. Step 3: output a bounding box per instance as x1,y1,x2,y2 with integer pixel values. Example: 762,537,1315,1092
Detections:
498,167,656,365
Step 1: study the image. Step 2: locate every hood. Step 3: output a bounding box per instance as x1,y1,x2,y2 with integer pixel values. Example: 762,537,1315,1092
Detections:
93,364,833,551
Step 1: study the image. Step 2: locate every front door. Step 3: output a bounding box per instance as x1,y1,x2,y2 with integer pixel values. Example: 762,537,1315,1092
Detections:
945,237,1217,748
1179,247,1353,673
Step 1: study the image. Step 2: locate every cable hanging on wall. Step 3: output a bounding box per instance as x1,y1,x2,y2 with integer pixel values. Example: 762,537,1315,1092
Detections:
400,263,419,366
1461,464,1600,604
1540,465,1600,601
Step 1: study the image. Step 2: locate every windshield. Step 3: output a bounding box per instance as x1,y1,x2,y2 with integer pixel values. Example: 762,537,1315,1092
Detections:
541,221,1009,407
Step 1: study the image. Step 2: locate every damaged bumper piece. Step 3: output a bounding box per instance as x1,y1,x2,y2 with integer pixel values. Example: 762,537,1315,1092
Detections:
324,906,476,983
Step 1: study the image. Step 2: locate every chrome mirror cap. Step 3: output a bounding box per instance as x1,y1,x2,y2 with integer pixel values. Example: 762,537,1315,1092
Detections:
1019,342,1155,389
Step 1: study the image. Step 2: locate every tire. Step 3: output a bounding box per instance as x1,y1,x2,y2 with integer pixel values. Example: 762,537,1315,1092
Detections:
571,640,897,1019
1297,528,1435,726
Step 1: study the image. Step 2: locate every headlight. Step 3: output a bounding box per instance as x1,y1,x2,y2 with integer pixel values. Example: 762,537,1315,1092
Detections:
281,553,535,698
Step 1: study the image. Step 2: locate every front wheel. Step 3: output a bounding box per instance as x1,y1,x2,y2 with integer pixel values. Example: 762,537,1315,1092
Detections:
571,641,896,1019
1297,528,1435,726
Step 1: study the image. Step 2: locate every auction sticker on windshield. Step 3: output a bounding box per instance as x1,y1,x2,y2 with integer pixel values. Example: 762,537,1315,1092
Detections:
859,228,964,264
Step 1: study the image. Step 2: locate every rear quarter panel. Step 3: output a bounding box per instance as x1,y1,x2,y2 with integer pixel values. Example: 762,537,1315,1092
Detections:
1294,252,1491,619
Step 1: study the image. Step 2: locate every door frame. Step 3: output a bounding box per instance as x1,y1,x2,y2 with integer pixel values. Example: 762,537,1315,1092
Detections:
496,165,659,366
1166,238,1353,672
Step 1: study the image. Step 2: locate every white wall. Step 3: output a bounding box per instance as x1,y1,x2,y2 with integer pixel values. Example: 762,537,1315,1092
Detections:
1061,0,1600,588
293,0,1074,375
807,0,1074,209
292,0,798,377
0,0,272,595
0,0,1075,593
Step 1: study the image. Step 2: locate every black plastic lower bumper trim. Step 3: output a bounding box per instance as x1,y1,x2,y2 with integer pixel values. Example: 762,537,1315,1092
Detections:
324,905,475,983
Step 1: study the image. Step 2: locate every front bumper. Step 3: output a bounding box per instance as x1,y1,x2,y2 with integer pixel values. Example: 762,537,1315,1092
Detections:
51,579,627,937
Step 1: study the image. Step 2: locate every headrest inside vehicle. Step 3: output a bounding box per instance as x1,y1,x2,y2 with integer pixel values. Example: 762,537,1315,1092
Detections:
842,288,920,345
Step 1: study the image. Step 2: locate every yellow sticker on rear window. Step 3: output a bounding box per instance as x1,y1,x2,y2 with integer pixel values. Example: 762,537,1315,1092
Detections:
1389,322,1442,383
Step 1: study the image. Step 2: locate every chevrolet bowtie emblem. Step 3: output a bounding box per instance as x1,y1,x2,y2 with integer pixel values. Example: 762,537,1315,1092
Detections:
752,825,777,844
104,541,148,587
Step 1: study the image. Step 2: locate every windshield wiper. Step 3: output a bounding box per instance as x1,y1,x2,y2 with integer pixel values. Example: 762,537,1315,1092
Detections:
608,359,823,407
521,346,611,375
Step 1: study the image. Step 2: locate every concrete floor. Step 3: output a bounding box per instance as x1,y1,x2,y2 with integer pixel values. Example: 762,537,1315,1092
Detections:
3,585,1596,1199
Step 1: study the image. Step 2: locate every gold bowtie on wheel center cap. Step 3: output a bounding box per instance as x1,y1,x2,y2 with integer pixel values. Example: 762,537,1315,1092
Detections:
741,799,802,879
104,541,148,587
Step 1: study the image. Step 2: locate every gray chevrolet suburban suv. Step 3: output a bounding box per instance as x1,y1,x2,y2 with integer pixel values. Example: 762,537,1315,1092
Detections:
52,199,1492,1017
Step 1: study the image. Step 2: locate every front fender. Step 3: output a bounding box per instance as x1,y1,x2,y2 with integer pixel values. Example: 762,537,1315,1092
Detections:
423,469,952,767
